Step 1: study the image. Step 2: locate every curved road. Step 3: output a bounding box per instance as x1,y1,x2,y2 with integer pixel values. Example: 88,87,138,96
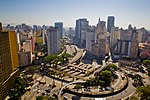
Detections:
59,80,85,95
59,78,136,100
69,45,84,64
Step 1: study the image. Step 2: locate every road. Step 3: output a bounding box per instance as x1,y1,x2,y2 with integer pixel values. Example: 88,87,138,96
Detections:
61,78,135,100
69,45,84,64
59,80,86,95
106,78,136,100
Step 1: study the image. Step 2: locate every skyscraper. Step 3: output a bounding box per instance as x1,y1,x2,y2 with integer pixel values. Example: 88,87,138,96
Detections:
55,22,63,39
75,18,89,46
107,16,115,33
130,30,139,58
47,27,60,55
75,18,89,39
0,22,19,99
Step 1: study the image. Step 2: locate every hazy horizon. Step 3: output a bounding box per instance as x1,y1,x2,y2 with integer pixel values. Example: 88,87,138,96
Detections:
0,0,150,29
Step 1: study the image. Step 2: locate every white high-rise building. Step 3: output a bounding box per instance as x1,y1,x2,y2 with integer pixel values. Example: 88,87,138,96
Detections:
47,27,60,55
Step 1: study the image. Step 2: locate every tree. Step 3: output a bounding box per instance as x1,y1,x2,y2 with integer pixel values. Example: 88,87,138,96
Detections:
8,77,29,99
34,51,38,59
99,70,112,86
143,60,150,66
61,52,72,63
44,54,57,67
137,85,150,100
146,67,150,76
106,64,118,71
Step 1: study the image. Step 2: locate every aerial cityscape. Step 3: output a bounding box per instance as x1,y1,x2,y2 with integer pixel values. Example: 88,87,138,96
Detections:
0,0,150,100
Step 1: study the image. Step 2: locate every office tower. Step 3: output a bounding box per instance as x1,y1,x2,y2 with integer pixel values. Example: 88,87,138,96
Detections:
42,30,46,45
107,16,115,33
55,22,63,39
75,18,89,46
98,38,106,58
96,18,107,36
110,27,120,48
47,27,60,55
85,26,95,52
9,31,19,69
33,25,38,31
0,22,19,99
137,28,147,43
0,32,13,83
130,30,139,58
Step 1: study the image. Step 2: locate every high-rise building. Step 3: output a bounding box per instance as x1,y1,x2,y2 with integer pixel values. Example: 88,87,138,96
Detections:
98,38,106,58
107,16,115,33
0,22,19,99
85,26,95,52
137,28,147,43
0,32,13,83
75,18,89,46
55,22,63,39
47,27,60,55
18,51,31,67
130,30,139,58
110,27,120,48
96,18,107,36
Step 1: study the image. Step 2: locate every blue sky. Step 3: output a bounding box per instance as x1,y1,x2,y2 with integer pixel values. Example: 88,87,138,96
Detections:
0,0,150,29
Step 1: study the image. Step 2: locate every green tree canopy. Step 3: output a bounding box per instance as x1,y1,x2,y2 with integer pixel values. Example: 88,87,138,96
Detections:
143,60,150,66
137,85,150,100
99,70,112,86
106,64,118,71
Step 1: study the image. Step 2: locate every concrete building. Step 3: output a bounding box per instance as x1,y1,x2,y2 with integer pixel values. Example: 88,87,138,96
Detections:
107,16,115,33
0,22,19,99
18,51,31,67
22,40,32,52
137,28,147,43
47,27,60,55
98,38,106,58
42,29,46,45
96,18,107,37
92,43,99,56
85,27,95,52
0,69,20,100
130,30,139,58
75,18,89,46
55,22,63,39
81,28,86,48
110,27,120,48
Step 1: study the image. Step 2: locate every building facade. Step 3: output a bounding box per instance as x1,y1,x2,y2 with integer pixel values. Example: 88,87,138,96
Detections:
130,30,139,58
0,22,19,99
110,27,120,48
75,18,89,46
107,16,115,33
47,27,60,55
55,22,63,39
18,51,31,67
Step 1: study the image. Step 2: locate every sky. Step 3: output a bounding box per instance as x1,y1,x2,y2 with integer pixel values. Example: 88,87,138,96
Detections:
0,0,150,29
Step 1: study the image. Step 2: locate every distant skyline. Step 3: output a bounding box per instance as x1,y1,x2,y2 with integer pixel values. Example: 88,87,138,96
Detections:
0,0,150,29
